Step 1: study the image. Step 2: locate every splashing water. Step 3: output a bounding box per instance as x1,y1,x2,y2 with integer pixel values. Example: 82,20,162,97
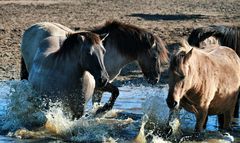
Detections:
0,80,239,142
0,80,46,134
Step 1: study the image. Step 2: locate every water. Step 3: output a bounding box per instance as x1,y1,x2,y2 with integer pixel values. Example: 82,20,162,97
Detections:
0,80,239,143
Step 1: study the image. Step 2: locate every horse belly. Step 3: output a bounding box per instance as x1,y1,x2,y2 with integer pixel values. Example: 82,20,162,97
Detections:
208,92,238,115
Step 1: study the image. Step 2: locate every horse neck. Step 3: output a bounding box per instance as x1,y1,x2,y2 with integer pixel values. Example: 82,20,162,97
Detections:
104,42,136,81
187,50,211,91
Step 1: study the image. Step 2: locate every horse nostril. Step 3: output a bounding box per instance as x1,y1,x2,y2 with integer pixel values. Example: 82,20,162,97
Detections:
166,99,171,108
166,99,178,109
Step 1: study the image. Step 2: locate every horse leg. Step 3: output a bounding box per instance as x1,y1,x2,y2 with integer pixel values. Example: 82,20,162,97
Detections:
96,83,119,114
219,93,239,128
20,57,29,80
234,93,239,118
92,90,103,105
223,108,234,131
195,108,208,132
217,114,224,129
203,116,208,129
68,92,85,120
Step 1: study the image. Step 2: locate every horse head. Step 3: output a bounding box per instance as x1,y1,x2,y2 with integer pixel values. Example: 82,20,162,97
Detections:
138,34,168,85
66,31,109,87
166,40,193,110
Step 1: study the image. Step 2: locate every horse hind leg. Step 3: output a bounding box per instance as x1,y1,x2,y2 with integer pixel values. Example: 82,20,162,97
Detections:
20,57,29,80
234,93,239,118
223,108,235,131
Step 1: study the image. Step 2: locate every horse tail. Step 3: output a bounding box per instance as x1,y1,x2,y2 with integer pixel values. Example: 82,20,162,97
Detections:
20,57,28,80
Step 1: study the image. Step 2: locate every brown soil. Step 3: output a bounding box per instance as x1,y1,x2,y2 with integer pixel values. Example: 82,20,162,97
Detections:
0,0,239,82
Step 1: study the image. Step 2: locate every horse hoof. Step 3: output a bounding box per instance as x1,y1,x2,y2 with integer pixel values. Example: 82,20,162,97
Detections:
222,132,234,142
95,103,112,115
192,132,204,141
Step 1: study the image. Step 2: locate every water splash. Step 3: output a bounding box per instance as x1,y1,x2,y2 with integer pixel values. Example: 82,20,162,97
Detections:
0,81,142,142
0,81,238,142
0,80,46,134
141,85,182,142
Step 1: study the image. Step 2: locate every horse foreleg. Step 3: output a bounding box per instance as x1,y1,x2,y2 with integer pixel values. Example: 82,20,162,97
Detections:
195,108,208,132
96,83,119,114
217,114,224,129
92,90,103,105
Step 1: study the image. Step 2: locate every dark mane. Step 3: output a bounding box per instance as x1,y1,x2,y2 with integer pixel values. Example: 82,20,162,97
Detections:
59,31,101,54
188,25,240,55
91,20,168,63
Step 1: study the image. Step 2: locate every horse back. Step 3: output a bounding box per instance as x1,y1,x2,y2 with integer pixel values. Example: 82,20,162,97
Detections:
209,46,240,68
21,22,74,72
207,46,240,100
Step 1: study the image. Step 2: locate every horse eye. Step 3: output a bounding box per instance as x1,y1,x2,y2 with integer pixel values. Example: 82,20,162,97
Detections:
180,75,185,80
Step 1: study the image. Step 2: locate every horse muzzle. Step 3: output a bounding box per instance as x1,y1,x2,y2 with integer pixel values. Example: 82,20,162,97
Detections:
166,99,179,109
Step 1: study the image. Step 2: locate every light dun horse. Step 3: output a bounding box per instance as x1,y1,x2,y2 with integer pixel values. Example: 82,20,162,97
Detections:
166,40,240,132
90,20,169,113
188,25,240,127
20,22,109,119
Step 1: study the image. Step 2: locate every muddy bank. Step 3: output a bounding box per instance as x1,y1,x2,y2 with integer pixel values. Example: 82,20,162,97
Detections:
0,0,239,81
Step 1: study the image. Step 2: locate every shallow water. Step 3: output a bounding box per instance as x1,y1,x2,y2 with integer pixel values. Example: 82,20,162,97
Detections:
0,80,239,142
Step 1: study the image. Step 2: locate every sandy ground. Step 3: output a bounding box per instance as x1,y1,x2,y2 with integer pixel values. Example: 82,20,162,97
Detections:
0,0,239,81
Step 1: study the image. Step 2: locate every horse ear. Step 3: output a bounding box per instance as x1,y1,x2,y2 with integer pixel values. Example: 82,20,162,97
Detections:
152,40,156,48
184,48,193,63
99,33,109,41
79,35,85,42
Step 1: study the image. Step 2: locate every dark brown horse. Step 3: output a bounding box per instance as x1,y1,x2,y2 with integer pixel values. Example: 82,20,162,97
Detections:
166,40,240,132
188,25,240,127
20,22,109,119
90,20,169,113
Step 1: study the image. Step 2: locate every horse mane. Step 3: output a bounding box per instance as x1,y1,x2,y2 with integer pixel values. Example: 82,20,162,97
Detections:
188,25,240,54
91,20,168,64
170,40,192,76
59,31,101,54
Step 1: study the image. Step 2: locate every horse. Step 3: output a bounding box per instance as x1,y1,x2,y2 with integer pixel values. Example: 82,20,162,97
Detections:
20,22,109,120
187,25,240,127
90,20,169,113
166,40,240,132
